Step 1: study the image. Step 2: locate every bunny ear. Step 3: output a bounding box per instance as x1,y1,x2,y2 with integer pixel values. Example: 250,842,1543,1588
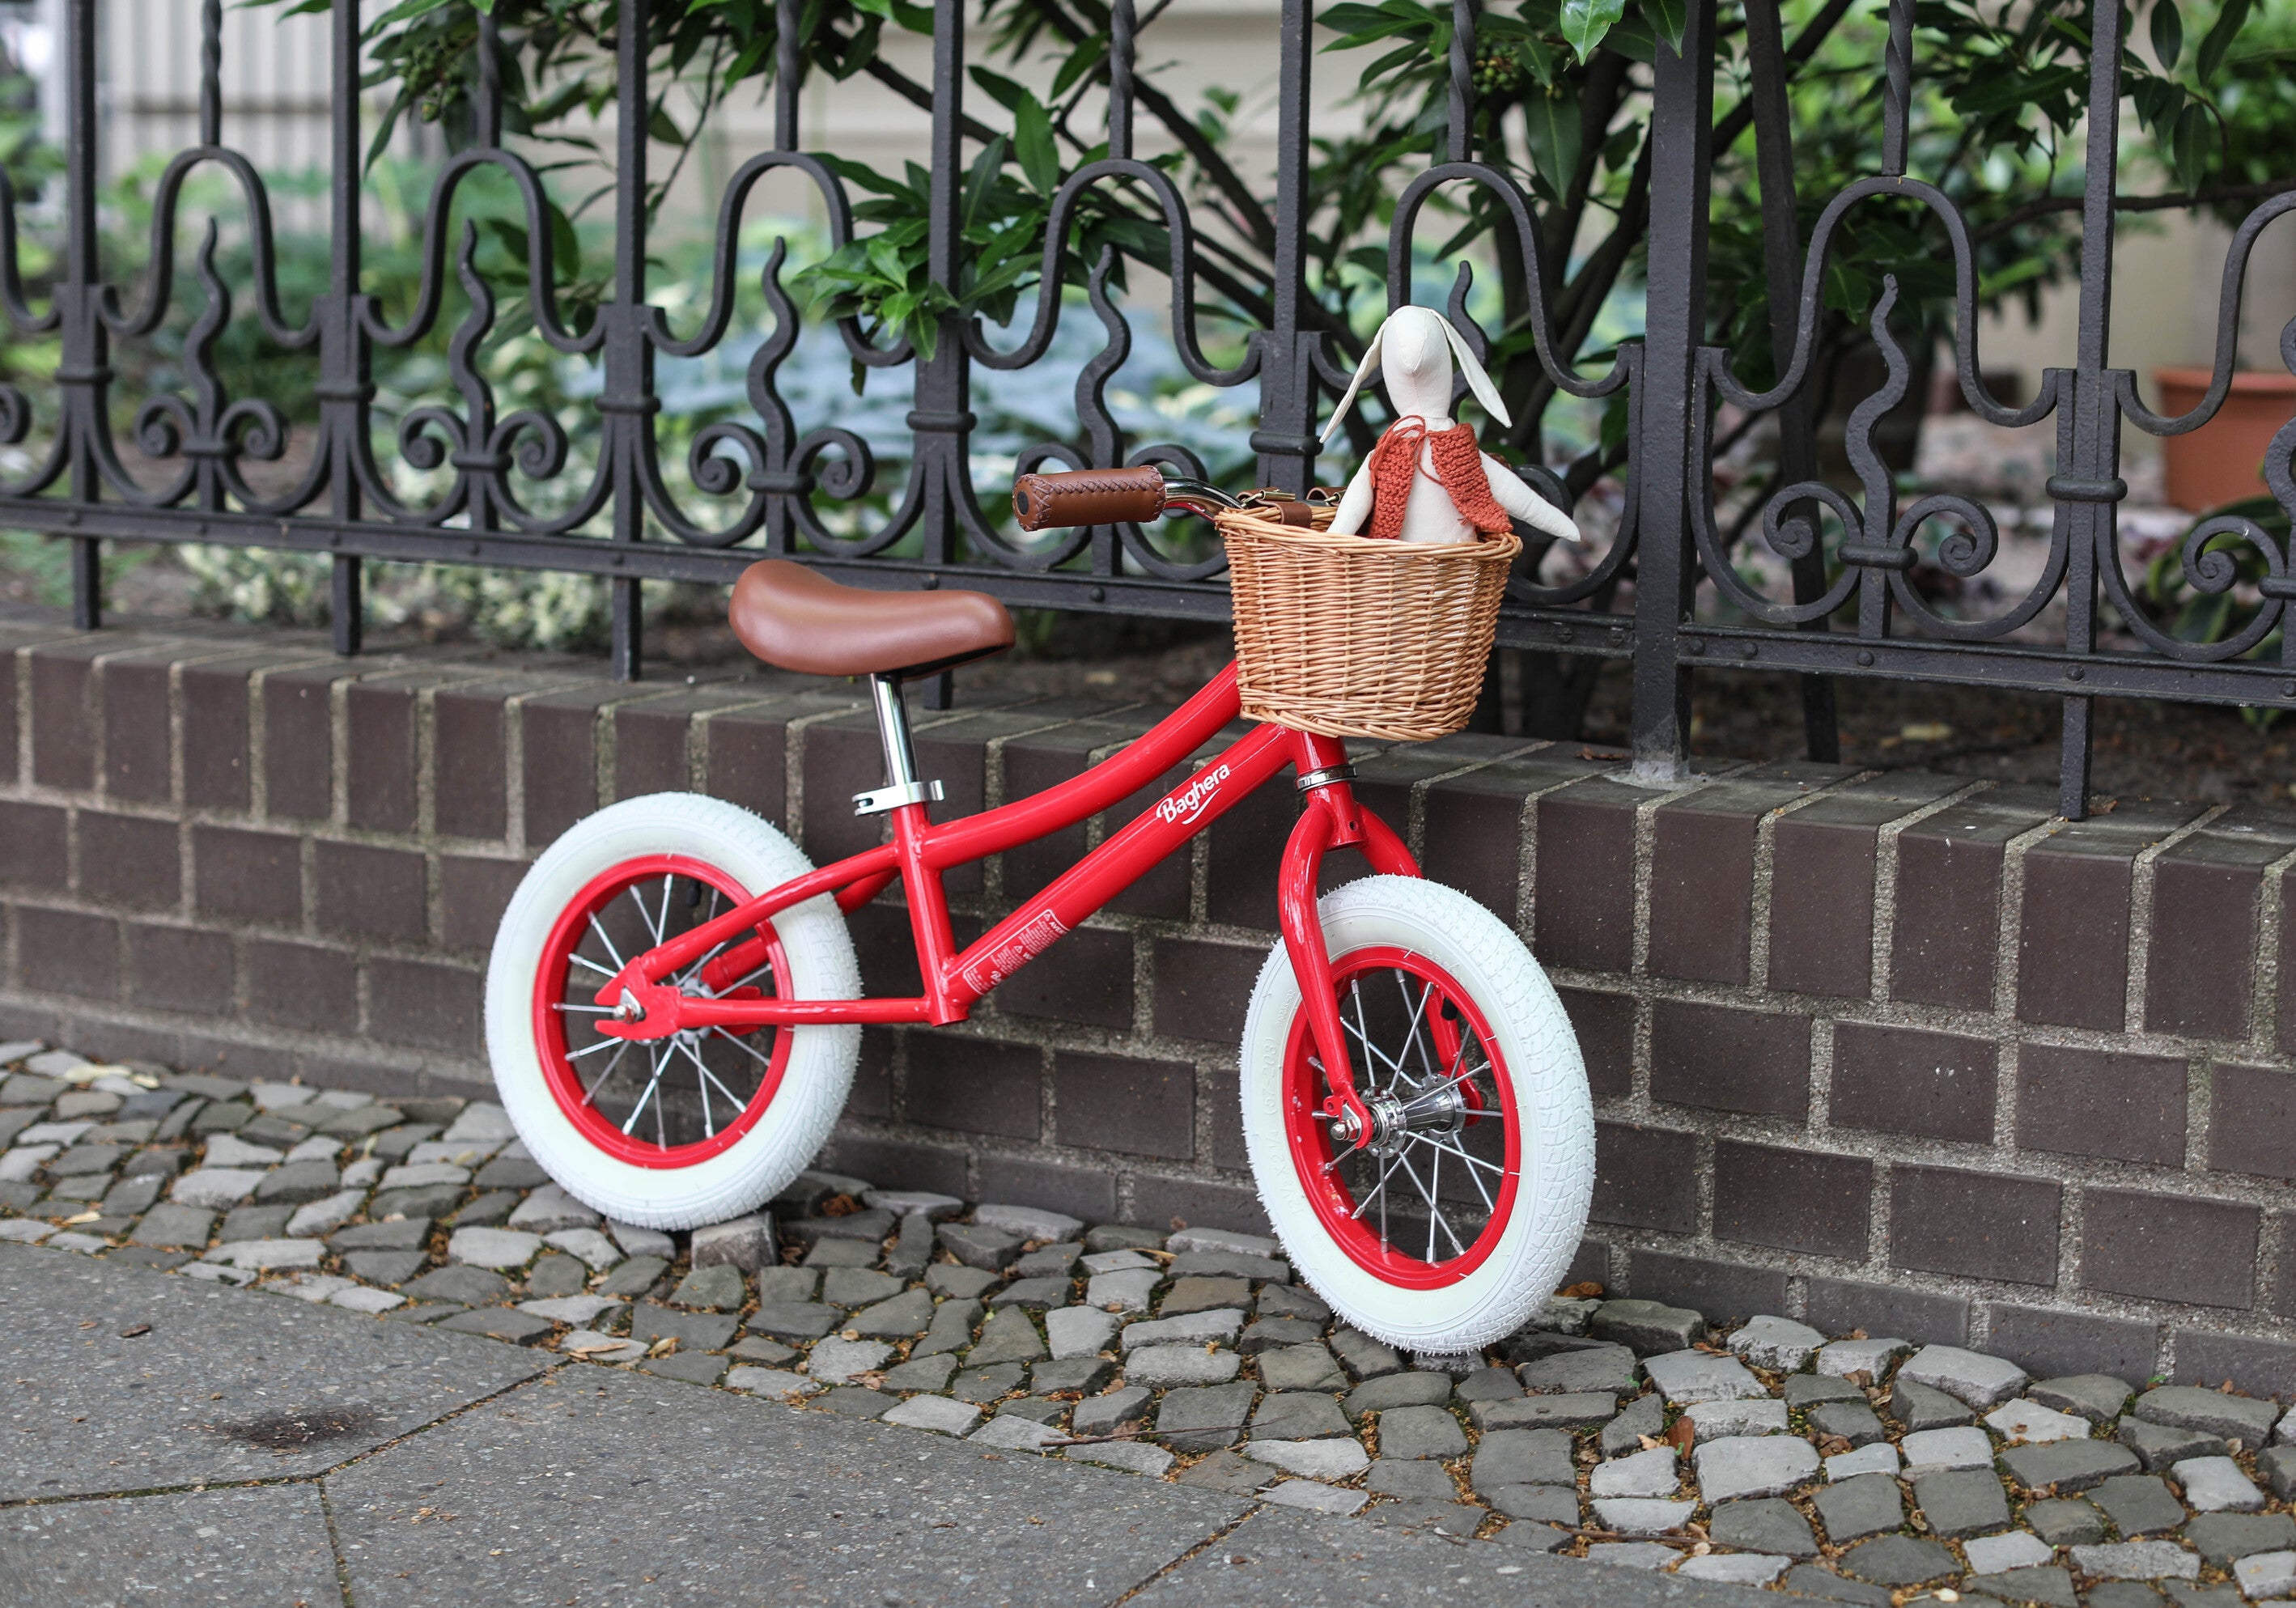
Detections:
1440,316,1513,431
1318,318,1387,447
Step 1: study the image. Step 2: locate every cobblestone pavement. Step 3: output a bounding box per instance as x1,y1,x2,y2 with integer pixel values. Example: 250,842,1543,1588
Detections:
3,1043,2291,1606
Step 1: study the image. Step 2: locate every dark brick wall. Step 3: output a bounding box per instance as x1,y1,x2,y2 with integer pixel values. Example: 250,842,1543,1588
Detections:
7,614,2296,1389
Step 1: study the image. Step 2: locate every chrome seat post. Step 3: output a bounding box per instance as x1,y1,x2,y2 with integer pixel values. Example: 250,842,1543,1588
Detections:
853,673,946,817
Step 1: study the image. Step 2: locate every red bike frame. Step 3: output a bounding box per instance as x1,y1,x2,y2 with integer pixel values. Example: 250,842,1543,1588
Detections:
579,663,1421,1132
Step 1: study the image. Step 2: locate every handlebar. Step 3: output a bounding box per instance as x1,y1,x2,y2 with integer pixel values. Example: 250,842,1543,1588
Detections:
1012,465,1330,532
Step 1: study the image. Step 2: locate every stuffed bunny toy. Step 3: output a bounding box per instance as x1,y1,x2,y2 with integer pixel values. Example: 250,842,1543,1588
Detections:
1321,305,1580,546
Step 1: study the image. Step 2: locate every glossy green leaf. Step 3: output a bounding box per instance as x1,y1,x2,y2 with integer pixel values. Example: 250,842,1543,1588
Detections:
2150,0,2184,67
1560,0,1626,62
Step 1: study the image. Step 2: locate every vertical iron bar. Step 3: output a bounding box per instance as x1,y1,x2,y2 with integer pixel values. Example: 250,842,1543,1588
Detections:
914,0,971,711
774,0,800,151
1628,0,1716,785
1746,0,1836,762
62,0,101,630
1108,0,1136,163
475,7,503,147
607,0,651,681
198,0,223,146
2054,0,2128,820
1447,0,1475,163
325,0,366,656
1251,0,1315,495
1880,0,1912,178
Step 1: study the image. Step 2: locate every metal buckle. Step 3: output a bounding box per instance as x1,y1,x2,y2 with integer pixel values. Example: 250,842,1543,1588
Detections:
853,779,945,817
1294,763,1357,793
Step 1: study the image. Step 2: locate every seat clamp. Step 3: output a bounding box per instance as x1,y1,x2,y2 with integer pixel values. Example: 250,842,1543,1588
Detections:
1295,764,1357,793
854,779,945,817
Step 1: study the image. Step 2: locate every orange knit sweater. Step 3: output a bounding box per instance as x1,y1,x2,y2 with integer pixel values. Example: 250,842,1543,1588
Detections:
1362,417,1511,541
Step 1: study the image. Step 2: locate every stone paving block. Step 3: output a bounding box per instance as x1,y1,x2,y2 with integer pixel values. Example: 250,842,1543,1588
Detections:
439,1307,554,1344
2124,1416,2227,1470
1250,1392,1351,1441
1824,1442,1900,1481
1602,1391,1664,1456
1029,1356,1115,1396
2237,1552,2296,1601
170,1168,265,1209
1840,1534,1957,1585
1901,1424,1997,1472
1805,1399,1885,1445
1473,1428,1576,1490
881,1352,957,1393
2135,1385,2282,1445
863,1188,965,1220
685,1212,770,1270
2030,1373,2134,1423
1966,1564,2080,1607
640,1351,729,1386
966,1305,1046,1364
1345,1371,1454,1417
1965,1530,2056,1575
2093,1474,2188,1537
910,1296,982,1360
1987,1399,2091,1444
1694,1433,1819,1502
1589,1445,1678,1499
1911,1466,2011,1536
203,1238,325,1271
951,1364,1026,1403
1777,1563,1896,1606
1257,1344,1345,1392
1127,1345,1242,1389
630,1305,741,1351
1072,1385,1153,1438
1064,1440,1175,1478
1123,1309,1244,1350
1155,1381,1257,1452
2001,1437,2140,1492
1591,1497,1697,1534
1729,1314,1826,1370
815,1387,893,1419
446,1226,541,1269
253,1161,339,1204
973,1203,1084,1241
1377,1404,1467,1460
398,1264,505,1306
936,1221,1025,1269
2260,1445,2296,1499
1471,1393,1616,1432
1485,1484,1580,1525
1709,1497,1819,1558
1589,1299,1704,1355
2069,1541,2201,1580
989,1275,1071,1310
343,1249,426,1287
130,1203,214,1249
1899,1343,2029,1408
1260,1479,1370,1516
1245,1438,1371,1480
2184,1511,2296,1567
216,1205,295,1244
1816,1337,1912,1379
1644,1348,1763,1404
1585,1541,1679,1568
1238,1317,1322,1356
1045,1305,1119,1359
517,1295,623,1326
1363,1497,1482,1536
1087,1268,1160,1311
1676,1555,1791,1586
1364,1458,1458,1502
755,1266,821,1302
1814,1472,1905,1543
849,1287,935,1339
2027,1496,2107,1546
1519,1343,1637,1396
1169,1250,1287,1283
2175,1453,2264,1512
1330,1326,1406,1380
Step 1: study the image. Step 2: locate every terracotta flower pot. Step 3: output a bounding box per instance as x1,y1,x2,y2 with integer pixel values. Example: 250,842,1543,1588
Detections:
2154,367,2296,511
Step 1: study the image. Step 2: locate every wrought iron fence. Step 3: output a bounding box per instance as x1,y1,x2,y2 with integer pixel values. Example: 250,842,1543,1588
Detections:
0,0,2291,820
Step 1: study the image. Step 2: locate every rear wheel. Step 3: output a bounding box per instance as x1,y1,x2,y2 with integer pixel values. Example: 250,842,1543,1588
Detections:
484,792,859,1228
1238,876,1591,1351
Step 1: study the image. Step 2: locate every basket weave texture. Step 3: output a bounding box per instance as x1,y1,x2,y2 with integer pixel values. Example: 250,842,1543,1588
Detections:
1220,504,1521,742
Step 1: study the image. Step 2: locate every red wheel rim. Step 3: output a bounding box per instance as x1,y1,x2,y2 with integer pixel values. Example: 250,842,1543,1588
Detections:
1281,946,1521,1288
530,854,792,1169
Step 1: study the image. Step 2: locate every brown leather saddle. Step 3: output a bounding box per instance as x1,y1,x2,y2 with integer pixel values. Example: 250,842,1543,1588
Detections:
729,560,1015,681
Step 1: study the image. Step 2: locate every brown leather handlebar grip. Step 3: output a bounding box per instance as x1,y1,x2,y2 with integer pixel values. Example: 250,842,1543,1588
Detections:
1012,465,1167,530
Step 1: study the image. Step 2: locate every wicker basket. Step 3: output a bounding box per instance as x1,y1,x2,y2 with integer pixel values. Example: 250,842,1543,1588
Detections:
1220,504,1521,742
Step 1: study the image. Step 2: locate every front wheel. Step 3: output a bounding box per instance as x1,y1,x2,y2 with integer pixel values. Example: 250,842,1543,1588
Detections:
1239,876,1593,1352
484,792,861,1229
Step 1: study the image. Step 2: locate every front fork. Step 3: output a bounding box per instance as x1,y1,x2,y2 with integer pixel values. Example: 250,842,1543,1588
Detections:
1275,730,1440,1144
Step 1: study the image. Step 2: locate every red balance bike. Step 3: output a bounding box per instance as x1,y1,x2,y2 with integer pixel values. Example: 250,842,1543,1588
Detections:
486,466,1593,1350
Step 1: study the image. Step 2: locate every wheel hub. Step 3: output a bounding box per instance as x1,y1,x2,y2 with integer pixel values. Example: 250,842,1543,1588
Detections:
1337,1076,1474,1158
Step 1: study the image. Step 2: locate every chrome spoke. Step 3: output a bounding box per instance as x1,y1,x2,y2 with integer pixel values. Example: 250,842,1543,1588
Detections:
621,1052,665,1135
552,1003,615,1014
633,876,668,948
586,913,626,971
1344,982,1407,1084
1348,1148,1408,1220
565,1035,623,1060
1394,972,1437,1087
568,952,616,979
1414,1131,1501,1211
579,1039,630,1105
674,1037,718,1139
711,1026,775,1070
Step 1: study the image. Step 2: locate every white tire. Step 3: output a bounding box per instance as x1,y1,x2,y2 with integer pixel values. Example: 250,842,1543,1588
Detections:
484,791,860,1229
1238,875,1593,1352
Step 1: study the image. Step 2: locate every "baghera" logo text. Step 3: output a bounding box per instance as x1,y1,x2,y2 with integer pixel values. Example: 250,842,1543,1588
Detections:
1156,763,1232,826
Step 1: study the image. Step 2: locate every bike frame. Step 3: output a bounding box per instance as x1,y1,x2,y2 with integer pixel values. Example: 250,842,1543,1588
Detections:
581,662,1420,1132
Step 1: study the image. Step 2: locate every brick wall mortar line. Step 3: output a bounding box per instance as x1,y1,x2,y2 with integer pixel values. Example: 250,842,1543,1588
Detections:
977,703,1141,910
1511,762,1611,948
2244,839,2296,1055
1868,778,1995,1009
1747,767,1886,991
1806,1016,1836,1135
2124,802,2230,1035
1391,739,1548,863
1993,814,2069,1020
327,671,352,829
782,702,871,846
